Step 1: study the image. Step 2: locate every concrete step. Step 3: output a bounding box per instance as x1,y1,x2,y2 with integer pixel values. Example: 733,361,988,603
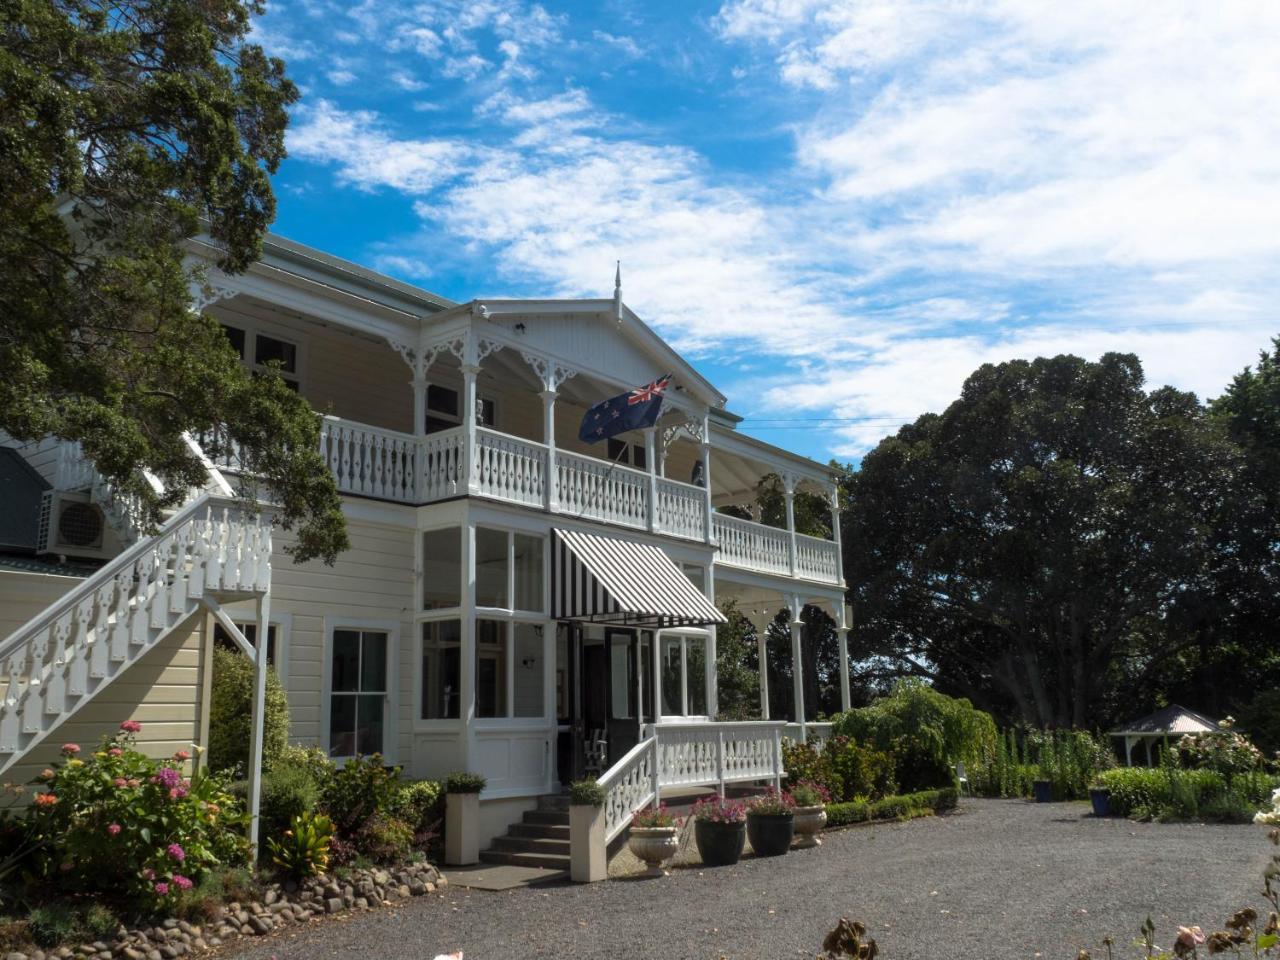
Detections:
490,835,571,855
509,822,571,840
479,849,571,871
522,809,570,826
537,793,571,813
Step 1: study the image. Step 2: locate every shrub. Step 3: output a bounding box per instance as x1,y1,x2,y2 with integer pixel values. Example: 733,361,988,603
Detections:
830,681,997,792
972,727,1112,800
389,780,445,836
444,771,486,794
27,905,77,947
826,736,897,801
207,647,290,775
268,812,334,878
321,755,400,836
825,787,958,828
83,903,120,939
782,740,837,796
568,779,605,807
256,762,321,840
790,781,832,807
23,724,249,909
1177,716,1266,777
1099,767,1280,822
356,815,413,864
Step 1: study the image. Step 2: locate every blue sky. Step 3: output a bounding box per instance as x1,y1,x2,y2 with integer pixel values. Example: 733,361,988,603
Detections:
254,0,1280,464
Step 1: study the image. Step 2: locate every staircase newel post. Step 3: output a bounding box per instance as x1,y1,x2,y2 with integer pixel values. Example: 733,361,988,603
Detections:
650,737,661,809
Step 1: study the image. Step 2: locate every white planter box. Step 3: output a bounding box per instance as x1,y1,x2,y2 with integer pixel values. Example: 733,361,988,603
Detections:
569,804,606,883
445,792,480,866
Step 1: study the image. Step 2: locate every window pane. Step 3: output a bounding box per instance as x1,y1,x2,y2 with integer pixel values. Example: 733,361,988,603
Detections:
639,635,652,722
427,384,458,417
221,325,246,359
686,637,707,716
513,534,543,611
556,625,570,720
423,527,461,609
332,630,360,692
632,443,646,470
661,636,682,716
421,620,461,720
475,527,509,608
610,636,633,719
329,695,356,757
360,632,387,693
478,397,496,427
513,623,543,718
356,694,384,756
607,438,626,463
476,620,506,718
424,415,456,434
255,334,297,373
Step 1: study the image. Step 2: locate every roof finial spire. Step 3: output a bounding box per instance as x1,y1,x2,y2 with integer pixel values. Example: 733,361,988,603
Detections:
613,260,623,323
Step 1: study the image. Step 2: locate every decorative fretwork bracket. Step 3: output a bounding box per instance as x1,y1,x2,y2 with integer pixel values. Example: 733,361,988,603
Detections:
190,282,239,314
520,350,579,392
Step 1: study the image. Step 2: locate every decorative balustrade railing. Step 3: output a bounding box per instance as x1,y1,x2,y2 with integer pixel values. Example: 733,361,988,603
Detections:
598,737,658,843
53,441,173,545
712,513,792,576
319,418,419,502
420,427,466,502
794,533,840,583
0,496,271,774
554,450,649,530
653,477,706,541
782,721,834,748
473,429,547,507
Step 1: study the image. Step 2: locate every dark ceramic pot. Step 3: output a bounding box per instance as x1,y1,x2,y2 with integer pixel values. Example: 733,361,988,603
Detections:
1032,779,1054,803
746,812,795,857
1089,787,1111,817
695,818,747,866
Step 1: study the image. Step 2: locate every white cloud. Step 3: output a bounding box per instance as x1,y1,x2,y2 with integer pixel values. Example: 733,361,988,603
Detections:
326,69,357,85
592,30,643,59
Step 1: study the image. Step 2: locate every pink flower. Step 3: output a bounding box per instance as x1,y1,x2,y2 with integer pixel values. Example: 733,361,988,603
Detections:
120,720,142,733
1177,926,1205,949
154,882,169,896
114,778,127,788
60,743,80,755
142,868,155,880
108,748,123,757
173,750,191,762
126,778,140,788
172,874,193,890
107,823,122,836
167,843,185,862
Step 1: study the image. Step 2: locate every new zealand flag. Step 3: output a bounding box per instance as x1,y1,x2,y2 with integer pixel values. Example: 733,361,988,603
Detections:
577,374,673,444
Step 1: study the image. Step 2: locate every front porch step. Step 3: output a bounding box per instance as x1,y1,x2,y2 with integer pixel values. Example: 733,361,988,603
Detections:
478,850,571,871
478,794,572,874
537,793,571,812
522,808,571,826
489,835,571,856
509,822,570,840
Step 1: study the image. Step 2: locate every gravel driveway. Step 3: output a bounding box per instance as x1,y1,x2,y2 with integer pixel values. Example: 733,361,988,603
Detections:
227,799,1272,960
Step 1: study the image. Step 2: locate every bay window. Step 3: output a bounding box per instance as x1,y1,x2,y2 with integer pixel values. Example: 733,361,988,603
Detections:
420,619,461,720
475,619,546,720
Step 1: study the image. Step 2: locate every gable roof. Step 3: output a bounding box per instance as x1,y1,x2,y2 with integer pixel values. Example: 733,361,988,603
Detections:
1109,704,1218,736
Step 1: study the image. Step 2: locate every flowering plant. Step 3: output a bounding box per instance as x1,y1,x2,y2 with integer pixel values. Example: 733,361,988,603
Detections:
690,796,746,824
24,721,248,907
1178,717,1266,779
745,789,796,816
790,780,832,808
630,803,678,829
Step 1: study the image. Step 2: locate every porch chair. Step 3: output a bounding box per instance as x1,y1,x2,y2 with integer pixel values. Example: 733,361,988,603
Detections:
584,728,609,777
955,760,970,795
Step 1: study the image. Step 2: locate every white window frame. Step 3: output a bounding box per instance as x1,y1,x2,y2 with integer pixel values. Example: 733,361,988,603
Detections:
415,613,464,730
424,381,498,432
657,629,711,720
472,616,550,724
212,612,292,688
217,317,308,392
321,616,400,764
474,526,547,619
606,437,647,469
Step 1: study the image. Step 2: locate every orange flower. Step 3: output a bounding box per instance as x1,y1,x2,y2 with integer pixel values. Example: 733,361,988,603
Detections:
33,792,58,807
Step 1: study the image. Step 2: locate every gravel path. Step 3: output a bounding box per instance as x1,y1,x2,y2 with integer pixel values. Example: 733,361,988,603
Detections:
226,799,1272,960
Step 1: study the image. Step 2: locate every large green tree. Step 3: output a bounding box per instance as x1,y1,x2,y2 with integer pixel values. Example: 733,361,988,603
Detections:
844,352,1233,728
0,0,347,563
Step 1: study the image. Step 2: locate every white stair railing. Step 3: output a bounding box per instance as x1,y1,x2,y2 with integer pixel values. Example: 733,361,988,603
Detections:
597,737,658,843
0,495,271,776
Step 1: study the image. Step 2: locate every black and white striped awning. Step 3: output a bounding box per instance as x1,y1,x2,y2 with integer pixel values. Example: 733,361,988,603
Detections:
551,528,727,629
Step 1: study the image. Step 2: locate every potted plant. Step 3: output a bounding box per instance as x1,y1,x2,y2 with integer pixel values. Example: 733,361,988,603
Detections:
444,771,485,865
745,789,795,857
1088,779,1111,817
691,795,747,867
1032,753,1054,803
568,779,607,883
790,780,830,848
628,804,680,877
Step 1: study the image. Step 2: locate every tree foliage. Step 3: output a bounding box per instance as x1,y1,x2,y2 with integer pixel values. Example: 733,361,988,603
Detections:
0,0,347,563
844,352,1236,728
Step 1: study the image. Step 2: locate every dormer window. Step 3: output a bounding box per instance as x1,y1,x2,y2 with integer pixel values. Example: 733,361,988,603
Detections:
425,383,496,433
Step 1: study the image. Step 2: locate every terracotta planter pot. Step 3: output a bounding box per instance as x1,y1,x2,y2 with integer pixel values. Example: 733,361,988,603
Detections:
628,826,680,877
694,818,746,866
746,812,794,857
792,804,827,848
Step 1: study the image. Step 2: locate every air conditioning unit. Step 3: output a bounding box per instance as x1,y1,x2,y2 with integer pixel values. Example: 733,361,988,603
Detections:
36,490,113,560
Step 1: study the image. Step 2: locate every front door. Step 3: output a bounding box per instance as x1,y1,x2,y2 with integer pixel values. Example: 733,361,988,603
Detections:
605,628,642,762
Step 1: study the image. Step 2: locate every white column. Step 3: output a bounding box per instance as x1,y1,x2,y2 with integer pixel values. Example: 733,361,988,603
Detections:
789,595,805,731
756,622,770,720
462,362,480,495
652,629,664,720
460,520,477,770
838,624,852,713
643,427,657,532
543,618,557,791
541,389,558,511
784,476,798,577
706,566,717,719
246,592,271,858
701,415,714,544
412,376,427,437
830,485,844,585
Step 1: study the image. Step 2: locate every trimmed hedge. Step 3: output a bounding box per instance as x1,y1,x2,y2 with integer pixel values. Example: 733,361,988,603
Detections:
825,787,958,827
1098,767,1280,822
208,647,290,774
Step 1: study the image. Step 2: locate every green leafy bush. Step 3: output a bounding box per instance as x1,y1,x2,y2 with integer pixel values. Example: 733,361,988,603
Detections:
830,681,996,792
825,787,958,827
389,780,444,836
255,762,321,840
444,771,486,794
268,812,333,878
322,755,400,837
207,647,290,775
568,779,605,807
357,816,414,864
784,736,896,802
23,724,249,909
1099,767,1280,822
972,727,1113,800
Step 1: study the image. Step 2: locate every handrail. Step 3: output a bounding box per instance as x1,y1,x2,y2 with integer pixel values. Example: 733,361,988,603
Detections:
597,736,658,843
0,493,246,661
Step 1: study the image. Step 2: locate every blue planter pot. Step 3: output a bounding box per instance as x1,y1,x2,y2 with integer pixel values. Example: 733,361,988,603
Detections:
1032,780,1054,803
1089,787,1111,817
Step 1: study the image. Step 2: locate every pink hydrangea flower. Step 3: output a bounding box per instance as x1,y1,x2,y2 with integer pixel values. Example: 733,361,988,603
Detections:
173,750,191,762
107,823,122,836
60,743,80,755
114,778,127,788
108,748,123,757
167,843,185,862
154,882,169,896
172,875,193,890
120,719,142,733
142,868,155,880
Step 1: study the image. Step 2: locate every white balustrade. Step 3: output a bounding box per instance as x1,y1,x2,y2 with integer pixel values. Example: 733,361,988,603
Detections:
598,738,658,842
713,513,792,576
0,495,271,774
554,451,648,529
420,427,466,502
654,477,706,541
320,417,419,502
795,532,840,583
473,429,547,507
783,721,835,750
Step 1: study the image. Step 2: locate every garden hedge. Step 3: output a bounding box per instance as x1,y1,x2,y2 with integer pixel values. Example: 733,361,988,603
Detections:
207,647,290,774
825,787,958,827
1098,767,1280,822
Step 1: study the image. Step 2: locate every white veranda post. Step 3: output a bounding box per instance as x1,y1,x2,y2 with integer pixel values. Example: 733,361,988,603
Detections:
789,595,806,735
245,593,271,856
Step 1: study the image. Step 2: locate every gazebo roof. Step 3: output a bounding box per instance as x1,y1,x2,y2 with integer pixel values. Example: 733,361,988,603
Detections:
1109,704,1218,737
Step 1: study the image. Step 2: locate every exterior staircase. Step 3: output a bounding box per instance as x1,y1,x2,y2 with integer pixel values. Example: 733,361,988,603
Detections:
479,794,571,871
